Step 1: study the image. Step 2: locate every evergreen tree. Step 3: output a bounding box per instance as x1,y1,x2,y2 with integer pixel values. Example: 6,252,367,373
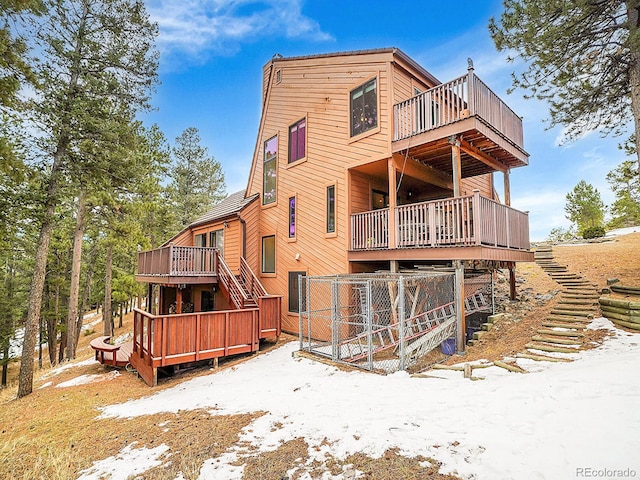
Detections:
606,160,640,227
490,1,640,174
565,180,606,234
167,127,226,230
17,0,158,398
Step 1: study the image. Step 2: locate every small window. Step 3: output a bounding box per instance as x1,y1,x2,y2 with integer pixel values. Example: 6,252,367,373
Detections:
194,233,207,247
261,235,275,274
372,190,388,210
263,135,278,205
288,271,305,313
275,69,282,84
209,229,224,256
350,78,377,137
288,196,296,238
326,185,335,234
288,118,306,163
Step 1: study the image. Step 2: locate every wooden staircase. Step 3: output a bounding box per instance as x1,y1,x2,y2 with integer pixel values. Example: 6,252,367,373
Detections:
216,254,265,310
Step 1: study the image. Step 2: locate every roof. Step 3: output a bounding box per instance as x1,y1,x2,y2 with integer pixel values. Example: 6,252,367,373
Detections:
189,190,258,227
266,47,440,86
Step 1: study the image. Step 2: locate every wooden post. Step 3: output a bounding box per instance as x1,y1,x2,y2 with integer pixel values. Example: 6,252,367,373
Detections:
176,287,183,314
504,169,511,207
509,263,516,300
390,260,399,273
449,136,462,197
454,260,466,354
388,158,397,249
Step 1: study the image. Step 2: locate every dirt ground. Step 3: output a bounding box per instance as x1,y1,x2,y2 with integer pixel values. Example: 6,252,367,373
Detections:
455,233,640,363
0,233,638,479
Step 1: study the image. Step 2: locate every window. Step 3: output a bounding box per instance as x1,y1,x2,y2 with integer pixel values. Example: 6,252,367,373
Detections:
288,196,296,238
194,233,206,247
326,185,335,234
288,118,306,163
263,135,278,205
261,235,275,274
288,271,305,313
209,229,224,256
372,190,388,210
350,78,377,137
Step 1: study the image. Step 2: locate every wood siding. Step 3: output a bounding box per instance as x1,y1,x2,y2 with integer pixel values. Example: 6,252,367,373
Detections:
246,52,403,333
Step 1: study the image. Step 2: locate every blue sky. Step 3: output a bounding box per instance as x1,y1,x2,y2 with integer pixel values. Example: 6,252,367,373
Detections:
142,0,630,241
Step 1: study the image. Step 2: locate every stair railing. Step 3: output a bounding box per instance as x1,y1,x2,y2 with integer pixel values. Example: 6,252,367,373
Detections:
240,256,267,298
216,252,251,309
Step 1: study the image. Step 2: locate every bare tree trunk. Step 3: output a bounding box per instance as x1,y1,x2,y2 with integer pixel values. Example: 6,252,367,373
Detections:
628,2,640,176
118,303,123,328
66,192,87,361
17,203,58,397
103,245,113,337
2,345,8,388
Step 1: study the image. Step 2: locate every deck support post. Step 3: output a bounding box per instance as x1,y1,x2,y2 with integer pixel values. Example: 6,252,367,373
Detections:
454,260,466,354
390,260,399,273
449,135,462,197
387,158,397,248
508,262,516,300
504,169,511,206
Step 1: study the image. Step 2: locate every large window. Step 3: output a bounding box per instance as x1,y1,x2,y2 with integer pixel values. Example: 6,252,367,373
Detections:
288,196,296,239
263,135,278,205
288,118,306,163
261,235,275,274
350,78,377,137
288,271,305,313
209,229,224,256
326,185,335,234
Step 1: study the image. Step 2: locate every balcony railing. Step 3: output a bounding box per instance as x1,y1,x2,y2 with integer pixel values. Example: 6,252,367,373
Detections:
350,192,530,251
393,71,524,148
137,245,218,277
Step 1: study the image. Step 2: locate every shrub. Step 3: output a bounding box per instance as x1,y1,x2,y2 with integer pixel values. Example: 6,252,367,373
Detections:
582,226,606,239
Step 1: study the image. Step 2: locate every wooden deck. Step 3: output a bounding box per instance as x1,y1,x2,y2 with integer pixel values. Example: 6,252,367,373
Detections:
130,295,282,386
350,191,531,261
136,245,219,284
90,336,133,368
392,70,528,175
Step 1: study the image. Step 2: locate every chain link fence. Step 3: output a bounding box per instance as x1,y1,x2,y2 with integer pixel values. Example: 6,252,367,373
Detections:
299,272,458,373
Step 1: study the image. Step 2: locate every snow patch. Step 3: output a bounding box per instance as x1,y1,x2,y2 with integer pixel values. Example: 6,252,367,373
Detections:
56,370,119,388
97,324,640,480
76,442,169,480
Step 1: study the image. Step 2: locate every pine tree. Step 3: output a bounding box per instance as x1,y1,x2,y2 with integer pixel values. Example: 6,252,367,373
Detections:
565,180,606,234
490,1,640,174
607,160,640,227
17,0,158,398
168,127,226,229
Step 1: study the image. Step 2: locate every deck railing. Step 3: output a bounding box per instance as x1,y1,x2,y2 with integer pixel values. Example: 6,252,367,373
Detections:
132,307,260,370
137,245,218,277
393,71,523,147
351,192,530,251
350,208,389,250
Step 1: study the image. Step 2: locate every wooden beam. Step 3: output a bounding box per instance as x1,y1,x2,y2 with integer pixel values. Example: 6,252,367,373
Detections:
388,158,397,249
459,138,508,173
504,169,511,206
449,136,462,197
392,154,453,190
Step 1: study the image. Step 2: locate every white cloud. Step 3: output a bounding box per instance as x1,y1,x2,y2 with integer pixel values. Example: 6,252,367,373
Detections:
146,0,332,65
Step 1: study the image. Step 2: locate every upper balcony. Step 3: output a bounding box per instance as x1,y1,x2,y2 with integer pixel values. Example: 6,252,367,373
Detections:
392,69,528,177
136,245,218,284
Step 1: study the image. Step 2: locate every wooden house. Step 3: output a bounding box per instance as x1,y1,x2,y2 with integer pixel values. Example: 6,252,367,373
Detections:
244,48,531,335
121,47,532,384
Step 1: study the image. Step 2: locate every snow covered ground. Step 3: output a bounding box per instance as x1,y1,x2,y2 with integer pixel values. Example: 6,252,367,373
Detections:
81,318,639,480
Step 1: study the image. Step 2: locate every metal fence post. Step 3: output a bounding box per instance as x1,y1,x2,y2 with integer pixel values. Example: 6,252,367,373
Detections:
331,278,339,361
299,275,304,351
366,280,373,371
399,275,406,370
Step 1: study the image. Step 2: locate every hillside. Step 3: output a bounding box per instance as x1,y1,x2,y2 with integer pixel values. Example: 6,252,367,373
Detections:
0,233,639,479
